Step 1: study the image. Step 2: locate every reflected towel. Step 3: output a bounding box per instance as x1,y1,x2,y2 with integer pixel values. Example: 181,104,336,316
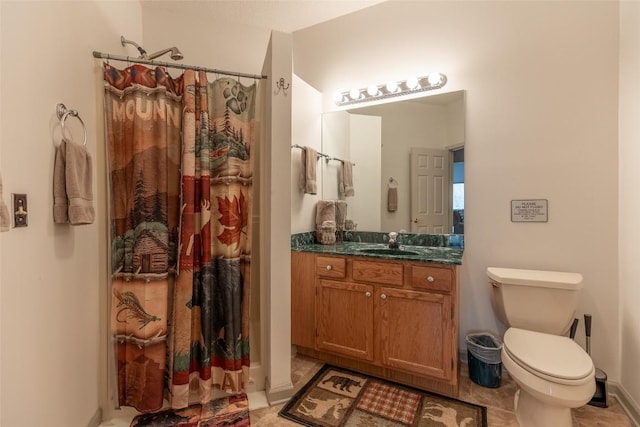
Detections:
335,200,347,230
315,200,336,227
387,187,398,212
339,161,355,197
298,146,318,195
53,139,95,225
0,174,10,231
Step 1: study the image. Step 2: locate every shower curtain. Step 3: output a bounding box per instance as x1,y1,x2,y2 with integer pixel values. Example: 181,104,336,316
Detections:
103,63,255,412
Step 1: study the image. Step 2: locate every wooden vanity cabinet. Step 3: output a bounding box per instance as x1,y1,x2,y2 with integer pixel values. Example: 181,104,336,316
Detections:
291,251,316,349
316,279,374,360
379,287,453,381
291,251,459,397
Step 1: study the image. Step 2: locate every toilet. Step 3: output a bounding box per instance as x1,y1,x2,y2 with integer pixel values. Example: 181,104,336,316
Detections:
487,267,595,427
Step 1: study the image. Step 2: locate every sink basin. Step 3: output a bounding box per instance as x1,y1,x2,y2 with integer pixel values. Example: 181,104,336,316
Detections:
359,248,420,256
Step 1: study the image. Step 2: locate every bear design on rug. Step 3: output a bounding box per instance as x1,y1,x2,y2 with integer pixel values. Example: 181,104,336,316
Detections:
321,374,362,393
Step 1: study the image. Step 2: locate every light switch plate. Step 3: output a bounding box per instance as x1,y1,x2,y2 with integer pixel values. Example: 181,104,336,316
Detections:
12,193,28,227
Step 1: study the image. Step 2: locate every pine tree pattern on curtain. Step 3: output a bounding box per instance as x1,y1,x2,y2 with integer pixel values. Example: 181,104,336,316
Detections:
170,71,255,408
104,64,183,412
103,64,255,412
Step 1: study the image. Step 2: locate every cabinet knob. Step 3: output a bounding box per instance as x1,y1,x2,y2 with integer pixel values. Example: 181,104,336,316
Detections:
326,265,332,271
413,218,419,223
365,291,371,297
380,294,387,300
427,276,435,282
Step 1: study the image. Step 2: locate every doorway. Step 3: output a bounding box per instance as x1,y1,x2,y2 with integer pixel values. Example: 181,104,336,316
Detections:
451,147,464,234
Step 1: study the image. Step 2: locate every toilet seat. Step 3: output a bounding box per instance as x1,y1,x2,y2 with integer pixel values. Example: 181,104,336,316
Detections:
503,328,594,385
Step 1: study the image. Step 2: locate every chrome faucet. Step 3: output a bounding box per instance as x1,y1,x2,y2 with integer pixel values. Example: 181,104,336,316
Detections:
388,232,400,249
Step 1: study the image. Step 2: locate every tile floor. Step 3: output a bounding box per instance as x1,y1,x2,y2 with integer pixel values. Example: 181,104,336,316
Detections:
100,354,634,426
249,354,635,427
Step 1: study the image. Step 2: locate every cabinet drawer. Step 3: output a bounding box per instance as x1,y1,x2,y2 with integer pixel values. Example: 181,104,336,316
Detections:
316,256,346,278
352,259,404,286
411,265,453,292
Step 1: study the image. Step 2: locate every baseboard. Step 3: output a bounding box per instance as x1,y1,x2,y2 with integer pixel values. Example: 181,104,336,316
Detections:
265,377,295,405
86,408,102,427
247,362,266,393
609,382,640,427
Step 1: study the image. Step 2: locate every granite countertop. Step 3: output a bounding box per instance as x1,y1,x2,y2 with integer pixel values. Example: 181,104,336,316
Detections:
292,241,463,265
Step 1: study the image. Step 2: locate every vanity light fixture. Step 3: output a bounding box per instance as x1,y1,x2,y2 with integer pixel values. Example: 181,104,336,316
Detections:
334,72,447,106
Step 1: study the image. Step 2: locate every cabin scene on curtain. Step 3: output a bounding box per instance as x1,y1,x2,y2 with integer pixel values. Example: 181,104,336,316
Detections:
103,63,256,412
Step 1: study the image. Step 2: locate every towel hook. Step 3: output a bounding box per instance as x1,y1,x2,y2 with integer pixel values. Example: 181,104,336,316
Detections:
56,103,87,146
275,77,290,95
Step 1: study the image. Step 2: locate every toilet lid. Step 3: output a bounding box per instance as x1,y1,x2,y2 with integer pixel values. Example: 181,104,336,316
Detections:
504,328,594,381
487,267,583,290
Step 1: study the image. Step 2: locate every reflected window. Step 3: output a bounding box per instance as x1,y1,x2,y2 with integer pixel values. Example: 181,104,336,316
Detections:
453,183,464,210
452,148,464,234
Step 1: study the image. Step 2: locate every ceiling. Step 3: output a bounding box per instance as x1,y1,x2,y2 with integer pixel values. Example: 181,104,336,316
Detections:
142,0,386,33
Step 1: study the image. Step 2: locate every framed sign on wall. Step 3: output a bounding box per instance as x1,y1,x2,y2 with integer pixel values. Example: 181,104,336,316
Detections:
511,199,548,222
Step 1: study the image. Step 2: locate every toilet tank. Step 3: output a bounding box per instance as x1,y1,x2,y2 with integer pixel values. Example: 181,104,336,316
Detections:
487,267,583,335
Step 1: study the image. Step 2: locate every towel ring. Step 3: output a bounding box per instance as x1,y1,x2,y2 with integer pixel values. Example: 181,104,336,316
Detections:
56,103,87,147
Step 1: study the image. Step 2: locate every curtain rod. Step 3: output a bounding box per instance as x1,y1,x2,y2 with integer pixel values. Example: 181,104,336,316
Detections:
92,51,268,80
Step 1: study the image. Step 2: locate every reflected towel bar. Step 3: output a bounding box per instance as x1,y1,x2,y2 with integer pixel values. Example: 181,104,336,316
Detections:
291,144,355,166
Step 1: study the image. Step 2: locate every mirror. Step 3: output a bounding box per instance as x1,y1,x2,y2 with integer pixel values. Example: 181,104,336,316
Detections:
322,90,465,234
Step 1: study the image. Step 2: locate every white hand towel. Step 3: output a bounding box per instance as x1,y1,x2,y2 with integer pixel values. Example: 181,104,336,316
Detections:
53,141,69,223
387,187,398,212
53,139,95,225
335,200,347,230
387,178,398,212
340,161,355,197
298,146,318,195
315,200,336,228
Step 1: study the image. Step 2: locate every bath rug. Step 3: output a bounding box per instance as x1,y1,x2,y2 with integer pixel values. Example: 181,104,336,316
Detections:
279,364,487,427
130,393,250,426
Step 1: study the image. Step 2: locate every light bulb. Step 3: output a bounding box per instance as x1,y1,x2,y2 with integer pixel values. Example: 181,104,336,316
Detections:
367,85,379,97
333,92,344,103
349,88,361,100
427,72,443,86
406,77,419,90
386,80,398,93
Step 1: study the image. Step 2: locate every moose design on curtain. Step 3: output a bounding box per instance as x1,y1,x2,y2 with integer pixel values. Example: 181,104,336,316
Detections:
103,64,255,412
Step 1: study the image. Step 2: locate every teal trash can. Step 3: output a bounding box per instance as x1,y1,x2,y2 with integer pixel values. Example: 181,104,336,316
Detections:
466,332,503,388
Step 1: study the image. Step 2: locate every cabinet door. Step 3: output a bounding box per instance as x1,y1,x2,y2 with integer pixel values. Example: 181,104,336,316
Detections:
316,280,374,361
379,287,453,380
291,252,317,348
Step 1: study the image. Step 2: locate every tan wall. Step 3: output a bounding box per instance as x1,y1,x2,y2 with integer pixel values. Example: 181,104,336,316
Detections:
619,0,640,411
291,75,323,233
1,1,636,424
293,1,620,383
0,2,141,426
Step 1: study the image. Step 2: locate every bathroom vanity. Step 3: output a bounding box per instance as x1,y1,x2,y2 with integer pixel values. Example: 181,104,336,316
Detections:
291,233,463,397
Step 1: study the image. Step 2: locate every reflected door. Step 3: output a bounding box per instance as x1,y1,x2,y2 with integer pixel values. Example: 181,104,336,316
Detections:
410,147,450,233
